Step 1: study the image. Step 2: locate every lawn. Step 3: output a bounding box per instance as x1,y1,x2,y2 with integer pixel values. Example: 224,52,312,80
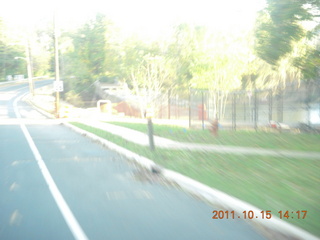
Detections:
71,122,320,237
107,121,320,152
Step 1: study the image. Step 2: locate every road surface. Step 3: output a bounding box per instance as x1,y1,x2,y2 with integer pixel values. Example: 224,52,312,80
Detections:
0,80,266,240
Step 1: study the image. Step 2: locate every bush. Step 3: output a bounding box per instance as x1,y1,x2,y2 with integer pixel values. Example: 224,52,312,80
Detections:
65,90,84,107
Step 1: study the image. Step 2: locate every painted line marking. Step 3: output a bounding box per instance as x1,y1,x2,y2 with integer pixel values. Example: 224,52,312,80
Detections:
9,209,23,226
13,93,89,240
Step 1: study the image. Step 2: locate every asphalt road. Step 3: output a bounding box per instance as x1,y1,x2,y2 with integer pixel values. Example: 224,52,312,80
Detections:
0,81,266,240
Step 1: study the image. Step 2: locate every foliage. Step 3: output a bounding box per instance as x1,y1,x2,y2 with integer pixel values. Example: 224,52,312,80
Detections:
294,45,320,81
116,39,175,116
129,54,174,92
3,5,319,102
253,54,302,90
30,25,52,77
253,0,320,88
64,90,84,107
190,31,249,91
76,15,106,78
118,37,155,84
0,18,52,81
254,0,320,66
0,43,26,80
61,13,117,93
0,18,26,80
168,23,197,89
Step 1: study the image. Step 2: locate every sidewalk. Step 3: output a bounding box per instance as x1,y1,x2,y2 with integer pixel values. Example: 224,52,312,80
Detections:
79,120,320,160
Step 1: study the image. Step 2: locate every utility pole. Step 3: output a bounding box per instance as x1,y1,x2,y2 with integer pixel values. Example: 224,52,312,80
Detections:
25,38,34,96
14,40,34,95
54,11,60,118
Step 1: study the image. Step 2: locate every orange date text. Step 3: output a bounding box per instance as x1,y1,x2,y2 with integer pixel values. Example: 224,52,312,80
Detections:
212,210,307,220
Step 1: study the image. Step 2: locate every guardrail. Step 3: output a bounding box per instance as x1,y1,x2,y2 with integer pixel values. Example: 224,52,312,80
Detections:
0,76,49,86
0,79,28,86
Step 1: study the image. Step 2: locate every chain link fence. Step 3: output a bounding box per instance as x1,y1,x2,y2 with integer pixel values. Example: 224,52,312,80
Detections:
147,83,320,130
100,82,320,131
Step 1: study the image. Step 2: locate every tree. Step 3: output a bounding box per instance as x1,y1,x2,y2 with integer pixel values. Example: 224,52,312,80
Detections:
255,0,320,66
60,13,118,101
0,18,26,80
294,43,320,81
293,41,320,123
253,0,320,98
168,23,198,89
70,13,108,80
0,17,4,81
117,37,151,85
190,31,248,91
184,26,251,119
30,25,52,77
119,37,175,117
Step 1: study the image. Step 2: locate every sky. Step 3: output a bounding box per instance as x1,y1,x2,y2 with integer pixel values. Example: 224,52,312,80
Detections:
1,0,266,39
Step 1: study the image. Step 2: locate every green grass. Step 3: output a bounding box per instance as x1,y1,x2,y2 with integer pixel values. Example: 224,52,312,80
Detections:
107,121,320,152
71,122,320,237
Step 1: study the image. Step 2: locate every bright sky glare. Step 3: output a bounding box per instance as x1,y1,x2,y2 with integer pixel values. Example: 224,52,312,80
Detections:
1,0,266,38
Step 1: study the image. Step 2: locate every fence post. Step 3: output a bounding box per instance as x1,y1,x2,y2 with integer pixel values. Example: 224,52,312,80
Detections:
268,89,273,122
254,89,258,131
202,91,205,130
189,88,191,128
244,95,246,122
207,91,210,120
175,95,178,119
232,92,236,130
277,89,283,122
217,92,220,120
168,89,171,119
147,118,155,151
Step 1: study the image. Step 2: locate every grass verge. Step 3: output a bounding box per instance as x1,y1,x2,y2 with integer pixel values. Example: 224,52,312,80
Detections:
71,122,320,237
107,121,320,152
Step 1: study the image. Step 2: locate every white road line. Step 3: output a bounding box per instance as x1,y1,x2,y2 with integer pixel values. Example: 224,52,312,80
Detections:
13,93,89,240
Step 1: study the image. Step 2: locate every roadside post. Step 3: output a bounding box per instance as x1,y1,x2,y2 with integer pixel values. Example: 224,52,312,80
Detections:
146,106,155,151
53,10,61,118
53,80,63,117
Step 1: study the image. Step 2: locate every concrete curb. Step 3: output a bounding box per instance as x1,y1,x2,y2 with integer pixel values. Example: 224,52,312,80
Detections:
63,122,158,172
63,122,319,240
0,79,28,86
